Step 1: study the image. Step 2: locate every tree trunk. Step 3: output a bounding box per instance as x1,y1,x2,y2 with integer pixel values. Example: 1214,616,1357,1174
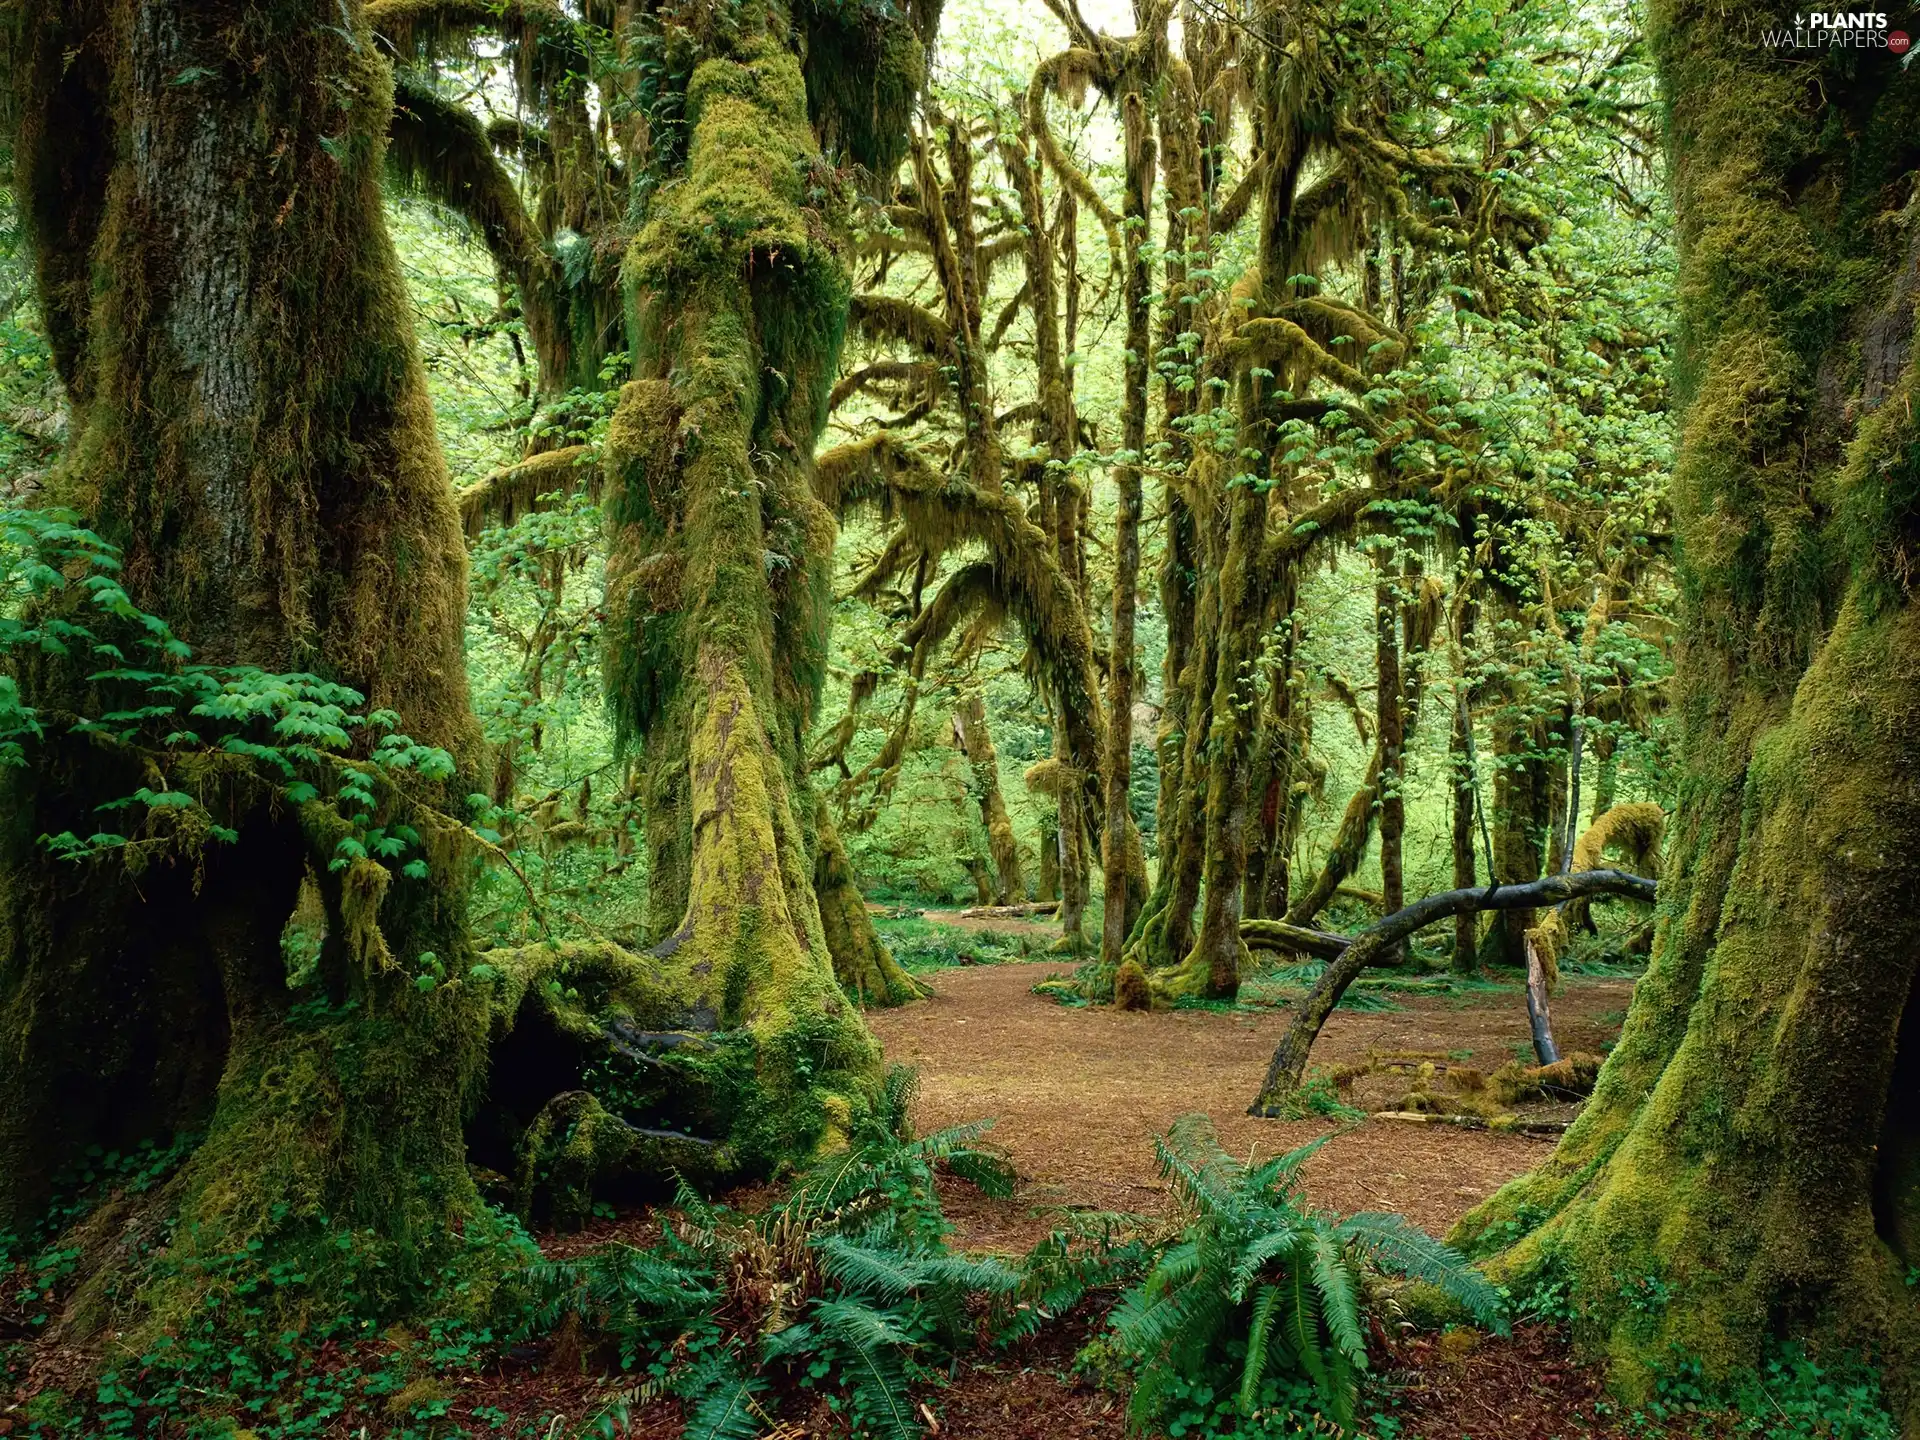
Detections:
1037,819,1061,901
1165,469,1266,999
1454,22,1920,1413
600,0,932,1155
0,0,494,1333
1100,93,1153,972
953,693,1025,903
1053,724,1090,952
1375,568,1406,963
1476,703,1546,967
813,798,925,1006
1449,692,1480,973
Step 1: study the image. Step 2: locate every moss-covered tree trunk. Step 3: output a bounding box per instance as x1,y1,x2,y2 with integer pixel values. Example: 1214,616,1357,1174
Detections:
600,0,933,1151
1374,568,1406,961
1100,95,1154,971
1448,692,1480,973
954,692,1025,903
1476,701,1546,967
1456,12,1919,1414
0,0,496,1330
1165,467,1267,999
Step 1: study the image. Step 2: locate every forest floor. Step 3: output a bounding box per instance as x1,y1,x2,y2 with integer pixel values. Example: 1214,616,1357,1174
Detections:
3,939,1672,1440
519,949,1658,1440
866,956,1633,1249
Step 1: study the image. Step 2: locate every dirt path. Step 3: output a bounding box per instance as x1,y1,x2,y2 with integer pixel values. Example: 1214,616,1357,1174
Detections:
868,960,1634,1249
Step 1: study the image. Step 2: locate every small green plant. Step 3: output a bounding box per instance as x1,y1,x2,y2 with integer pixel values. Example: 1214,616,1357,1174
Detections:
535,1067,1024,1440
1647,1344,1899,1439
1107,1114,1505,1435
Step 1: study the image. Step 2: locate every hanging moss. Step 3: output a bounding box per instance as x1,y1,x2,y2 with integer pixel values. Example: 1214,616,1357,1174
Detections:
797,0,933,185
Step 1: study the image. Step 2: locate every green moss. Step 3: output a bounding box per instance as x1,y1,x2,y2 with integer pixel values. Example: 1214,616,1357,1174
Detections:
597,0,938,1186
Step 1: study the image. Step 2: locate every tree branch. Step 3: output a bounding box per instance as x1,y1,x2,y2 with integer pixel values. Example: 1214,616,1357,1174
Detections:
1249,869,1657,1114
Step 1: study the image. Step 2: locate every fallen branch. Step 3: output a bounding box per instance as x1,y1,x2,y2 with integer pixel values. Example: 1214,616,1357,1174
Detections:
1369,1111,1570,1136
1248,869,1656,1116
953,900,1060,919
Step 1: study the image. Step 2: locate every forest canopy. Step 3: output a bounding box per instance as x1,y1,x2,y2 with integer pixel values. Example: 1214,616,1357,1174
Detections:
0,0,1914,1436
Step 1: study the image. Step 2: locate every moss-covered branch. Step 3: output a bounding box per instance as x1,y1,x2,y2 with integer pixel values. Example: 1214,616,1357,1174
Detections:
1251,870,1658,1114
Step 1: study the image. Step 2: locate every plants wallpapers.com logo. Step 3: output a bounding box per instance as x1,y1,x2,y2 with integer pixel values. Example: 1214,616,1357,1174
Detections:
1761,11,1914,53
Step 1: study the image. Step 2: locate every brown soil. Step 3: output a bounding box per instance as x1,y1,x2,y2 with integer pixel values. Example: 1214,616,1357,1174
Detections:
868,959,1633,1249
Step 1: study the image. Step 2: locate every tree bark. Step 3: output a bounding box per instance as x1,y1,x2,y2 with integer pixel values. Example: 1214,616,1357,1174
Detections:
1100,93,1153,972
1449,692,1480,973
0,0,492,1331
1375,567,1406,962
1453,21,1920,1412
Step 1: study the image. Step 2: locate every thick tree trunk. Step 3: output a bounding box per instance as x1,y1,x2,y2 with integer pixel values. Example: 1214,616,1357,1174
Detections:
0,0,492,1333
1164,472,1267,999
602,1,931,1157
1455,19,1920,1413
1129,508,1215,966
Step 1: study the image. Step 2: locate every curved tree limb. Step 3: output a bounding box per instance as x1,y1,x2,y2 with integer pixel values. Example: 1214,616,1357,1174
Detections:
1239,918,1350,962
387,70,583,393
1249,869,1658,1115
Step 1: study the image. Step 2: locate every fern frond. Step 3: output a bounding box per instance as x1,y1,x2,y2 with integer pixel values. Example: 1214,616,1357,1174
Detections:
910,1251,1021,1297
814,1299,920,1440
1228,1227,1302,1301
1239,1283,1282,1414
1153,1113,1243,1218
1109,1278,1194,1359
682,1367,766,1440
1285,1264,1332,1403
759,1318,816,1362
939,1146,1017,1198
1306,1226,1368,1368
1246,1132,1335,1202
1334,1212,1507,1331
908,1119,998,1159
815,1234,921,1301
813,1295,918,1351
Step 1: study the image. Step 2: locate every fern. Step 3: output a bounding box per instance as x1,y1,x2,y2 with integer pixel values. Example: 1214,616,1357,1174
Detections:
812,1299,919,1440
1110,1113,1507,1435
528,1080,1033,1438
682,1367,767,1440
